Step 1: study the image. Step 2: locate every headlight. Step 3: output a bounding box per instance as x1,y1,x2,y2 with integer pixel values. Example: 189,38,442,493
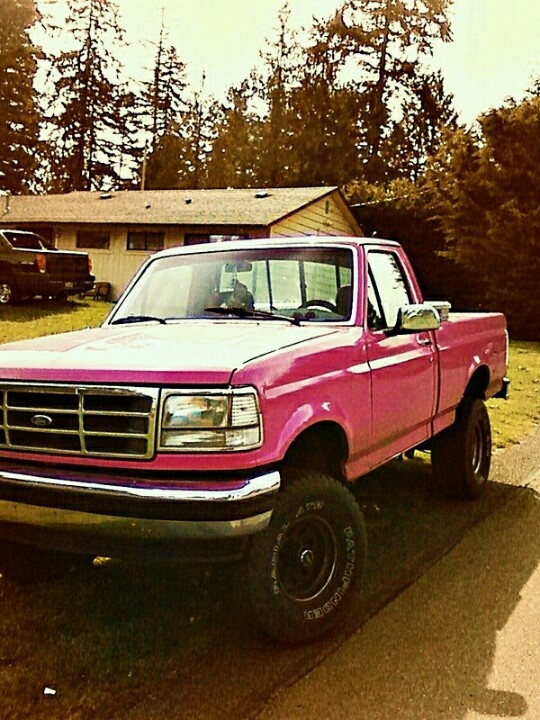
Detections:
160,389,262,451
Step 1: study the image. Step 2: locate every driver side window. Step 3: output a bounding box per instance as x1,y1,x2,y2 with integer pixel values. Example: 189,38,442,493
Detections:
367,252,411,330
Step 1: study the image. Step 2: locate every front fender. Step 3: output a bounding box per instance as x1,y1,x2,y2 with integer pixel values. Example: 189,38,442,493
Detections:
271,397,365,470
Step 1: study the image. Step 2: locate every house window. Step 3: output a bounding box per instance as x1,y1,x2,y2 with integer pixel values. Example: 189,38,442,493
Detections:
184,234,248,246
127,231,165,251
76,230,110,249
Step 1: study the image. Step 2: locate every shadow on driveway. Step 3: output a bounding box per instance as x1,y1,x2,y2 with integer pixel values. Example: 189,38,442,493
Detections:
0,448,537,720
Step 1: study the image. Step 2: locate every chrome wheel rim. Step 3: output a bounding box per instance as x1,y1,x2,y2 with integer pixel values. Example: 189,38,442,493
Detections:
0,283,12,304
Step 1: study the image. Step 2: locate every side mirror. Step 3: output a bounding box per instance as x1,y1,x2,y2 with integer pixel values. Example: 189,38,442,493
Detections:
396,303,441,333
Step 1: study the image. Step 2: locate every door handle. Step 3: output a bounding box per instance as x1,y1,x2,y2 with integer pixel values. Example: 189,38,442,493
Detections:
417,337,432,346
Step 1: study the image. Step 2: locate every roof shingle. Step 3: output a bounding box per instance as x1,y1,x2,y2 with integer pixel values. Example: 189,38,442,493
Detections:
2,187,339,227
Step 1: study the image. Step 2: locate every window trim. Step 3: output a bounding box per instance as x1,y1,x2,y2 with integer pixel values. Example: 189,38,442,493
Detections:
127,230,165,252
76,229,111,250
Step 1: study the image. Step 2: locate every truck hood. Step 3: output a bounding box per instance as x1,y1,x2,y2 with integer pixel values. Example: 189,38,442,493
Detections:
0,321,340,385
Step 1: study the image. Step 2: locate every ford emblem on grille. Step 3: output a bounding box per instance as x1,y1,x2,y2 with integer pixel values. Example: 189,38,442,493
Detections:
30,414,54,428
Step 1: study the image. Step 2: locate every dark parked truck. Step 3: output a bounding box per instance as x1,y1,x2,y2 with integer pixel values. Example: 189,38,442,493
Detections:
0,236,508,643
0,229,94,303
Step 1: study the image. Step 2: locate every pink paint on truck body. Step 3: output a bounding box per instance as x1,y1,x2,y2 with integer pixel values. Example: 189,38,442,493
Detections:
0,237,508,618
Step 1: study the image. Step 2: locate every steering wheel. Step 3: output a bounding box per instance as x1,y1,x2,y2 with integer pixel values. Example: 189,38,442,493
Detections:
299,299,338,313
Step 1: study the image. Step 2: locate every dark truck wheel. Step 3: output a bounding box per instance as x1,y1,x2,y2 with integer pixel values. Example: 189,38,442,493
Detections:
247,472,367,645
0,280,15,305
432,397,492,499
0,540,93,583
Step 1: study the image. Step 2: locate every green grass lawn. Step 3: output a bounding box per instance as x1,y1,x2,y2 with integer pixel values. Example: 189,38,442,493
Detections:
0,297,112,343
1,300,538,448
487,340,540,448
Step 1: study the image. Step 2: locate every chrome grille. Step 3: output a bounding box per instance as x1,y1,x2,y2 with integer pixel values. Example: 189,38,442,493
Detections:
0,383,159,459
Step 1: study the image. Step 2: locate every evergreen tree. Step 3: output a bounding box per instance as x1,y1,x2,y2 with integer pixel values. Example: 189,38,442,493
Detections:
326,0,452,183
42,0,131,191
0,0,41,194
384,69,459,182
424,85,540,338
144,77,215,190
206,1,455,189
206,4,363,189
140,21,189,146
255,4,301,186
136,21,190,190
287,18,365,186
205,81,262,188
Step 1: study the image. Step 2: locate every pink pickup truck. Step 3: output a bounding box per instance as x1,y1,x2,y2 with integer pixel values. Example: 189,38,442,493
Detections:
0,237,508,642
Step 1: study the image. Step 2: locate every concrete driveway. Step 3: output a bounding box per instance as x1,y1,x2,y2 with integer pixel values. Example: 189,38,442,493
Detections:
256,430,540,720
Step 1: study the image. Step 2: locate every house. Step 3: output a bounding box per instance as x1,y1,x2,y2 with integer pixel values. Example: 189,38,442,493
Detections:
1,187,362,299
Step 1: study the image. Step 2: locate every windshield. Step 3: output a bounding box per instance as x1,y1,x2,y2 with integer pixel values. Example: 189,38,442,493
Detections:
110,246,354,323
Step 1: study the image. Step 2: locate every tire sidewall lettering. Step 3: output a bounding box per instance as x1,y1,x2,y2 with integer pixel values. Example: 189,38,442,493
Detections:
247,473,367,644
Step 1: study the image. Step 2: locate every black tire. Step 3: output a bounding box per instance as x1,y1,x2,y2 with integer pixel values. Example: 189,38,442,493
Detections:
0,280,16,305
0,540,93,583
247,472,367,645
432,397,492,499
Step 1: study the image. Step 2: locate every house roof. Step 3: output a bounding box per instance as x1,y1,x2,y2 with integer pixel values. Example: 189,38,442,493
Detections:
1,187,346,227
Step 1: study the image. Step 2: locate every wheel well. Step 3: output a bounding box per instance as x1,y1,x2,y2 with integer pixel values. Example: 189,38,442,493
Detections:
281,422,348,484
465,366,490,400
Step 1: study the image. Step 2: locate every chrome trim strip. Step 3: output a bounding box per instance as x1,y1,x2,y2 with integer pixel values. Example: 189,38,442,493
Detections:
0,469,280,503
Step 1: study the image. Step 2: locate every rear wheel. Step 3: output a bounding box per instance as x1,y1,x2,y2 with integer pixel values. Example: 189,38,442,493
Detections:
0,280,15,305
247,472,367,644
432,397,492,499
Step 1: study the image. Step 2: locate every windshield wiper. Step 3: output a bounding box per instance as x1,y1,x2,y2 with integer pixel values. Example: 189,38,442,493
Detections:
111,314,168,325
204,306,301,326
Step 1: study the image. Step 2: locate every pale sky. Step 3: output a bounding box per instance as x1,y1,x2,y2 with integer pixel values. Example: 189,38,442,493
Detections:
47,0,540,126
118,0,539,125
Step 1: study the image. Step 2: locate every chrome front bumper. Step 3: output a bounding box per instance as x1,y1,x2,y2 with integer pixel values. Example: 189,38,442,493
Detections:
0,467,280,555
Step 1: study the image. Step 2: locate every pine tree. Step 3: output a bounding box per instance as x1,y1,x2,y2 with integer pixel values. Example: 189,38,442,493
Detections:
384,70,459,181
140,18,189,147
205,82,262,188
255,4,301,186
0,0,41,194
326,0,452,183
287,18,365,186
144,76,215,190
136,21,190,190
424,84,540,338
42,0,131,191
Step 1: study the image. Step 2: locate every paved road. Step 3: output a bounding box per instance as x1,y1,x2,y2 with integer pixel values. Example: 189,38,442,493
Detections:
257,431,540,720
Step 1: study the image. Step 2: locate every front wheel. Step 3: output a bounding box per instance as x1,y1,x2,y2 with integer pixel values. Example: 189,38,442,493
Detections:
432,397,492,499
247,472,367,644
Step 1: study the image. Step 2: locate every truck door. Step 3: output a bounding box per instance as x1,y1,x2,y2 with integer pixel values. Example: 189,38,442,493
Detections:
365,250,437,464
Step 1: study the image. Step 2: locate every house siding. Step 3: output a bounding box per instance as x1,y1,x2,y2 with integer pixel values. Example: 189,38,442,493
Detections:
270,195,358,237
4,188,361,300
55,225,183,299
